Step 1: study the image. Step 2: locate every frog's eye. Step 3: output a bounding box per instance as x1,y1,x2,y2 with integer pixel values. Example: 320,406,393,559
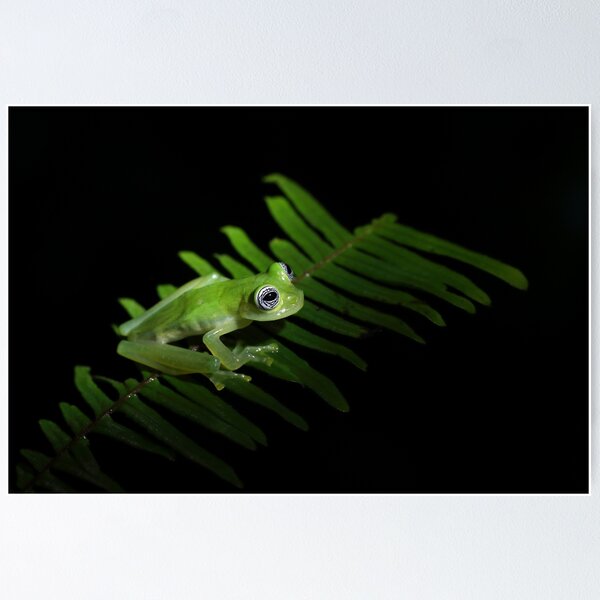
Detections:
278,262,295,281
255,285,280,310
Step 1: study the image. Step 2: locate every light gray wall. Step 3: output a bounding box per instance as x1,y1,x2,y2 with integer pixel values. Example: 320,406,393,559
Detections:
1,2,598,598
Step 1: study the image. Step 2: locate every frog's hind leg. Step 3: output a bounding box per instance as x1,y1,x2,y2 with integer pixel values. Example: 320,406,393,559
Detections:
117,340,250,390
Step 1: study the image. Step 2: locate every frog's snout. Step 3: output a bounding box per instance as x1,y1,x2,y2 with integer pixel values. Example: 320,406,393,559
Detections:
285,289,304,314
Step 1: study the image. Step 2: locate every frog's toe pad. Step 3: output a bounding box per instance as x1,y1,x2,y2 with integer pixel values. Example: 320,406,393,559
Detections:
209,370,251,391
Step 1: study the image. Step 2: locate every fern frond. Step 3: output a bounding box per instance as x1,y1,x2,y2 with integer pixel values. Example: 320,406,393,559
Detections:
163,376,268,446
370,214,528,289
16,174,527,492
135,374,257,451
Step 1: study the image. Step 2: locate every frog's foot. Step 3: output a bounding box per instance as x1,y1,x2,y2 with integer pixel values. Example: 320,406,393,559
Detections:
208,369,251,391
233,341,279,367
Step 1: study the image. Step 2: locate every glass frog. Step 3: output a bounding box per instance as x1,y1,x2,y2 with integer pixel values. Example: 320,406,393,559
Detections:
117,262,303,389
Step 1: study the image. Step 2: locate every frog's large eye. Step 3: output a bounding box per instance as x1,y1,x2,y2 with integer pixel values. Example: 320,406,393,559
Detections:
278,262,295,281
255,285,280,310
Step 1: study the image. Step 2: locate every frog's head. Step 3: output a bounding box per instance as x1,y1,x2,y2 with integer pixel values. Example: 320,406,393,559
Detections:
240,262,304,322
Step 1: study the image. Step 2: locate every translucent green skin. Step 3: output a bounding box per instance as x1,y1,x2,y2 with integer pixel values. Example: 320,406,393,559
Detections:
117,263,304,389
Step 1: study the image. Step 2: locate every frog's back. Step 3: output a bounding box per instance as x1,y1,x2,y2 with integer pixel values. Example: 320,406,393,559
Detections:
118,287,197,340
118,275,231,343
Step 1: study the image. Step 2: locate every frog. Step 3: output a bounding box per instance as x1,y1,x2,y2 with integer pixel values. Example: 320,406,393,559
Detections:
116,262,304,389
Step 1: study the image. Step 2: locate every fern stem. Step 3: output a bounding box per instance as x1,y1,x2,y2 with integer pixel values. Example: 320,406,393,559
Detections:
23,372,160,492
293,221,384,283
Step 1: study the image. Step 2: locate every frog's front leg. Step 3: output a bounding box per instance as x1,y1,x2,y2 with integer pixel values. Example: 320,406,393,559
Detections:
117,340,250,391
203,324,278,370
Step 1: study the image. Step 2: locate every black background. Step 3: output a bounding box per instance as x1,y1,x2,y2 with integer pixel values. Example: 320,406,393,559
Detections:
9,107,589,493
